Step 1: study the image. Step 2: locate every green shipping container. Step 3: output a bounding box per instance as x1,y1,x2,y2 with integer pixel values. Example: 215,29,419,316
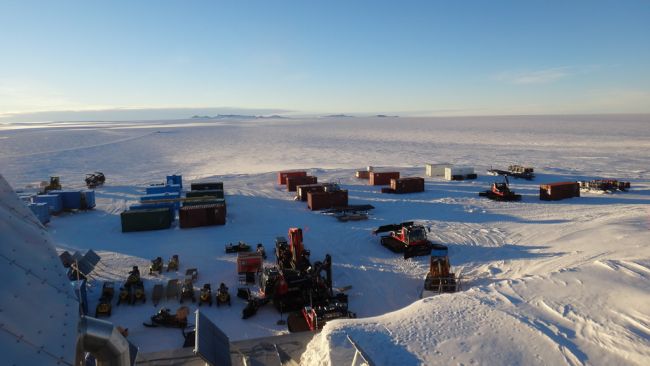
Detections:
186,189,224,199
121,208,173,232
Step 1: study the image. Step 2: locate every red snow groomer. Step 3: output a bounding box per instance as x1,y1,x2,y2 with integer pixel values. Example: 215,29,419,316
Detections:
479,176,522,201
373,221,433,259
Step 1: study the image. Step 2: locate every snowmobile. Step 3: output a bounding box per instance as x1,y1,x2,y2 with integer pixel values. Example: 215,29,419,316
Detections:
116,286,130,306
149,257,163,274
198,284,212,306
479,176,522,201
95,282,115,317
216,283,231,307
225,241,251,253
167,254,179,272
179,279,195,303
373,222,433,259
143,306,190,328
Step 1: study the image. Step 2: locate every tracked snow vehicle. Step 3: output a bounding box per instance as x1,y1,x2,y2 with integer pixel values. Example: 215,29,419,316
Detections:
479,176,522,201
373,222,432,259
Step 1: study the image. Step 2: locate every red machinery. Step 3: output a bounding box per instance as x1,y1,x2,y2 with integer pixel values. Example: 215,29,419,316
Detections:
479,176,522,201
373,222,432,259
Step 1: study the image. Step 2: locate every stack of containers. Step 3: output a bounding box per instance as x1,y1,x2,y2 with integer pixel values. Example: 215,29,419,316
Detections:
183,181,227,221
122,174,183,232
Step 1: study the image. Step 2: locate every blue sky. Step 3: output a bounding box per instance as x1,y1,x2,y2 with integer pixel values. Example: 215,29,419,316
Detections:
1,0,648,120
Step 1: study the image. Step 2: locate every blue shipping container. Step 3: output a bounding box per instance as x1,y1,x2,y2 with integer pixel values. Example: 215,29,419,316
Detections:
81,190,96,209
145,184,181,195
50,190,82,210
129,202,176,221
140,192,181,209
28,202,51,224
33,194,63,214
166,174,183,188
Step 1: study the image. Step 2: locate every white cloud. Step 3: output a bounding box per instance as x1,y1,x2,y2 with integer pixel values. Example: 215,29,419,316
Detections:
494,67,573,85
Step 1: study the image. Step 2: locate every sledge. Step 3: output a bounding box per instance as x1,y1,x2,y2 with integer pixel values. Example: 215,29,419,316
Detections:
166,279,179,300
143,306,190,329
152,284,164,306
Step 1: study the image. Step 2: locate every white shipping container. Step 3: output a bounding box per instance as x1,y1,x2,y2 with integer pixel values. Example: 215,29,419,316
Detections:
425,163,451,177
444,166,475,180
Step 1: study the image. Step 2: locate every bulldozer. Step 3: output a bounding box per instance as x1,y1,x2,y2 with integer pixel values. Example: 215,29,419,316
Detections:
421,244,460,297
40,176,61,194
373,222,433,259
479,176,522,201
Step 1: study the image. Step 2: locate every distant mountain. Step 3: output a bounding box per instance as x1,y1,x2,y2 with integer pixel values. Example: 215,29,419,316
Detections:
375,114,399,118
191,114,289,119
322,114,355,118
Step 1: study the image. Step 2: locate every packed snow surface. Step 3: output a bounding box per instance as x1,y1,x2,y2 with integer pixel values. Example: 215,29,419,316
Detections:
1,115,649,365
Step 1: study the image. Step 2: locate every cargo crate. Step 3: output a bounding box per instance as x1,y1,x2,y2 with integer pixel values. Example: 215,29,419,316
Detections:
145,184,181,195
540,182,580,201
425,163,451,177
28,202,50,224
190,182,224,191
33,194,63,214
179,204,226,228
129,202,176,221
186,189,224,199
80,190,96,209
369,172,400,186
166,175,183,188
307,190,348,210
296,184,326,201
389,177,425,193
49,190,82,210
121,208,172,232
355,171,370,179
286,176,317,192
277,171,307,185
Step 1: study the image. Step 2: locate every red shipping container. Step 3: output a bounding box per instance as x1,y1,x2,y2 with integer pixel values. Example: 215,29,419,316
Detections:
286,175,318,192
296,184,326,201
539,182,580,201
390,177,425,193
369,172,400,186
356,171,370,179
179,204,226,228
307,190,348,210
277,171,307,185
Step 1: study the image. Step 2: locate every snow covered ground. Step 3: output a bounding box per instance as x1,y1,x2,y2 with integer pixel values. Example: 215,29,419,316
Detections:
1,114,649,365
